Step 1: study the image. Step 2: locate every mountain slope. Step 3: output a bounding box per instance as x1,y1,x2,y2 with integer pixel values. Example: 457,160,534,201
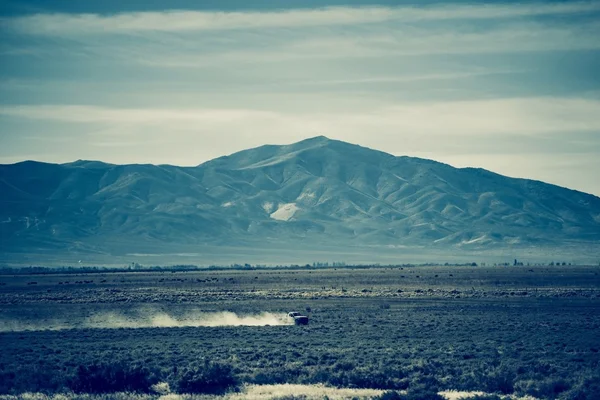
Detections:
1,136,599,259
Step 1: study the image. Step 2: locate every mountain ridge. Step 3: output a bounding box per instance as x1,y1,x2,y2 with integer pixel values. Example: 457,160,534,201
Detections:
1,136,599,263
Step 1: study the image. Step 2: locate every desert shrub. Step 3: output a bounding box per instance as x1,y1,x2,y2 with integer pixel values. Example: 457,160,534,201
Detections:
332,361,356,372
251,370,294,385
68,362,157,393
478,364,516,394
320,367,407,390
175,360,239,394
408,373,441,391
451,370,482,392
346,368,395,389
559,374,600,400
0,365,66,394
250,365,304,385
374,387,444,400
400,385,445,400
375,391,403,400
150,381,171,395
515,377,570,398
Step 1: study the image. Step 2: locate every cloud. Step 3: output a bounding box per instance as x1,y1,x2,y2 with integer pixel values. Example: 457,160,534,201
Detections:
361,97,600,136
132,21,600,67
14,19,594,68
282,70,526,87
2,97,599,137
0,105,279,123
2,4,598,69
3,3,599,35
0,68,524,94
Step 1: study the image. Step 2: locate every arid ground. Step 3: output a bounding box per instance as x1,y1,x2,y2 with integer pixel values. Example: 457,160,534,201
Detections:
1,265,599,399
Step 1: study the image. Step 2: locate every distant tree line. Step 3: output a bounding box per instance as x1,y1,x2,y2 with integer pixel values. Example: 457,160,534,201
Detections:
0,260,587,275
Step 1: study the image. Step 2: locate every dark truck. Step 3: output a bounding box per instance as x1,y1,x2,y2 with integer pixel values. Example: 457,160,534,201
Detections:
288,311,309,325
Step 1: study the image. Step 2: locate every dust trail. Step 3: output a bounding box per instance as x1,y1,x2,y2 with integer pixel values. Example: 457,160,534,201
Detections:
0,319,71,333
85,311,293,329
0,311,293,332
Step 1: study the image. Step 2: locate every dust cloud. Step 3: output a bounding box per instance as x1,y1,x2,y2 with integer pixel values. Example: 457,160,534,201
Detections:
85,311,293,329
0,311,293,332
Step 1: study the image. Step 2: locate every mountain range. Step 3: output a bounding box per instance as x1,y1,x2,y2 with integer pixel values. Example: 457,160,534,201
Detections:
1,136,599,265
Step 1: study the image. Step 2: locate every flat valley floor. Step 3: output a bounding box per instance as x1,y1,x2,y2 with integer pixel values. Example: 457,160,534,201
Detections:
1,265,599,399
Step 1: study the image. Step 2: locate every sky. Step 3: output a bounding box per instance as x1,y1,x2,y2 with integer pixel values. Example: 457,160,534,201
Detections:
1,0,600,195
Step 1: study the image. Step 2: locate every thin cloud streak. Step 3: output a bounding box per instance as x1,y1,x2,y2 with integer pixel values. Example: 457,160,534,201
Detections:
284,70,527,86
0,68,525,92
3,97,599,137
0,105,279,123
134,22,600,67
3,3,600,35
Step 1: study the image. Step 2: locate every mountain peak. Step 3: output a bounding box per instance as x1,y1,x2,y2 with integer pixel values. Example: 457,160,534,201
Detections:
301,135,331,142
63,160,113,168
286,135,334,149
